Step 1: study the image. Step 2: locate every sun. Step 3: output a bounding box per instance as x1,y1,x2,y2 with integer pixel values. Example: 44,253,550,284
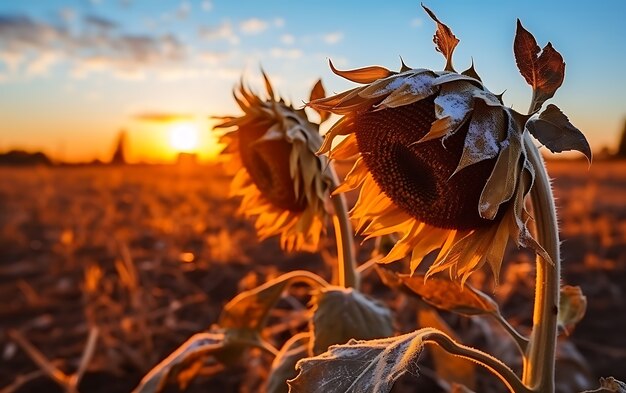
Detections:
169,122,199,152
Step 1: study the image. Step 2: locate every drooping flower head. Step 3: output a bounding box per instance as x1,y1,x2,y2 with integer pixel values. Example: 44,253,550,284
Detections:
310,6,590,283
215,71,332,252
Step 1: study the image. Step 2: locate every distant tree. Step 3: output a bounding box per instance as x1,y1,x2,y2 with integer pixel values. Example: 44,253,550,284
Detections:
110,130,127,165
0,150,52,166
617,118,626,158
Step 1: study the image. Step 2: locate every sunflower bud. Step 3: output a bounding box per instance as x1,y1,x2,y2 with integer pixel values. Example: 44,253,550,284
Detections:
215,72,331,252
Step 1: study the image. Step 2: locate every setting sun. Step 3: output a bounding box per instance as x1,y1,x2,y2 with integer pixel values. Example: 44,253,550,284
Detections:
169,123,199,152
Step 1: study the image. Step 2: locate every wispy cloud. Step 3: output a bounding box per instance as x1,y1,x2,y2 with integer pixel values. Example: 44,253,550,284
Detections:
198,21,239,44
133,112,195,123
411,17,423,28
280,34,294,45
323,32,343,45
239,18,268,35
0,13,187,80
270,47,302,59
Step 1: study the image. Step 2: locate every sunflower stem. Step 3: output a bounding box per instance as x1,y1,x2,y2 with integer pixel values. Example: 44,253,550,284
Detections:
328,166,359,290
521,133,560,392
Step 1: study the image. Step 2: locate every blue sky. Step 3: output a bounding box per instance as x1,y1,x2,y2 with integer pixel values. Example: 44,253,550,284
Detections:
0,0,624,161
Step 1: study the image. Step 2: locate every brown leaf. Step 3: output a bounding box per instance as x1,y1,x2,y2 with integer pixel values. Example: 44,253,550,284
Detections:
422,4,460,72
513,19,565,112
558,285,587,335
526,104,592,162
289,330,428,393
392,272,499,316
133,333,225,393
309,287,394,355
219,271,327,332
309,79,330,123
461,60,481,82
329,59,393,84
261,68,275,100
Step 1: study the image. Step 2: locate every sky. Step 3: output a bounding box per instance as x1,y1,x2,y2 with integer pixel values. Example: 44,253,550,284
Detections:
0,0,625,163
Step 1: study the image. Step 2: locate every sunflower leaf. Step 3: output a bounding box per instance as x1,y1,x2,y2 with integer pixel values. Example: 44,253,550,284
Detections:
422,4,459,72
558,285,587,336
133,332,226,393
309,79,330,123
289,330,428,393
388,271,499,316
309,287,394,355
526,104,592,162
219,271,327,332
513,20,565,112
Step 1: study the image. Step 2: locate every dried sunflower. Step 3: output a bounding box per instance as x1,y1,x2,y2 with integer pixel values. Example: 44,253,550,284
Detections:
215,72,331,252
310,7,588,283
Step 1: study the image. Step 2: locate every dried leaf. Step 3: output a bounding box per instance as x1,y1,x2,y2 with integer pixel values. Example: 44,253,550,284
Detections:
583,377,626,392
526,104,592,162
265,333,311,393
219,271,326,331
558,285,587,335
513,20,565,112
309,79,330,123
261,68,275,100
289,330,429,393
391,271,499,316
133,333,225,393
422,4,460,72
329,59,393,84
310,287,394,355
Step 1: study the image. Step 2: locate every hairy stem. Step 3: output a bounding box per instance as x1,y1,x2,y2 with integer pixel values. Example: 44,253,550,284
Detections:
328,165,359,290
522,133,560,392
421,329,531,393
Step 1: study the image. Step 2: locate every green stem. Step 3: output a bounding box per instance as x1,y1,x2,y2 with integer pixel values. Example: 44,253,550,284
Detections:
328,165,359,290
521,133,560,392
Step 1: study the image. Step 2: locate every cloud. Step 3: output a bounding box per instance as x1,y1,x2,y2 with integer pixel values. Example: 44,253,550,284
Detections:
59,8,76,23
176,1,191,20
0,13,187,79
280,34,294,45
411,18,423,28
323,32,343,44
84,14,117,30
239,18,268,35
273,18,285,28
201,0,213,11
270,47,302,59
199,21,239,44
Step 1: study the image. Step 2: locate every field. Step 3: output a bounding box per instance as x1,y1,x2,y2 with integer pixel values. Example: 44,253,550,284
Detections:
0,161,625,392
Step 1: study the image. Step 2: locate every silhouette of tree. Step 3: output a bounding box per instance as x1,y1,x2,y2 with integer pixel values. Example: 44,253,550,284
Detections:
110,130,127,165
617,118,626,158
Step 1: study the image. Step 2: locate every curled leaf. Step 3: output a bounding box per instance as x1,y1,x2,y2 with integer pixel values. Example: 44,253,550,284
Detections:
513,19,565,112
310,286,394,355
526,104,592,162
422,4,459,72
558,285,587,335
219,270,327,331
386,270,499,316
133,333,225,393
289,330,429,393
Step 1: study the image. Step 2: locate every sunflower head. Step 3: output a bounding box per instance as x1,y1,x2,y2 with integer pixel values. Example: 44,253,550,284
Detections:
310,6,589,282
215,71,332,252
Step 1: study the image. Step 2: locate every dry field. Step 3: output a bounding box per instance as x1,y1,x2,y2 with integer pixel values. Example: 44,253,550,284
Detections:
0,160,624,392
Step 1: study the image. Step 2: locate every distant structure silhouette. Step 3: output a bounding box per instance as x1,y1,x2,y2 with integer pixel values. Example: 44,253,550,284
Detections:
110,130,127,165
617,119,626,158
